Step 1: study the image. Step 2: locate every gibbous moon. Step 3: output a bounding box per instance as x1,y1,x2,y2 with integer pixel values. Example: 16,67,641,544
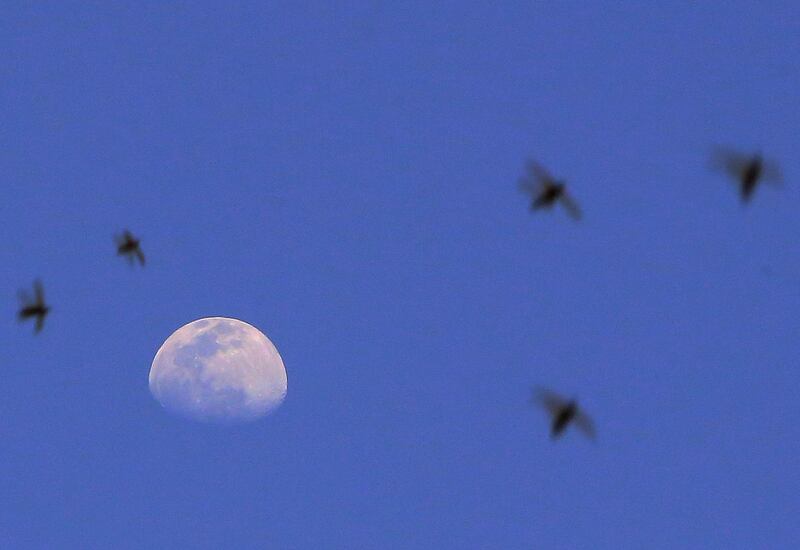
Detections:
149,317,287,423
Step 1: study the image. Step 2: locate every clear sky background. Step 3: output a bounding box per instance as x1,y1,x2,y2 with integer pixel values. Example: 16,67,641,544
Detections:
1,2,799,548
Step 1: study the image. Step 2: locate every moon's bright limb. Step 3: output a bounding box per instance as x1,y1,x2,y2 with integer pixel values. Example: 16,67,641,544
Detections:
149,317,287,423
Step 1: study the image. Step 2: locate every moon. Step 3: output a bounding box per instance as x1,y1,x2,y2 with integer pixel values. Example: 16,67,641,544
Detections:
149,317,287,423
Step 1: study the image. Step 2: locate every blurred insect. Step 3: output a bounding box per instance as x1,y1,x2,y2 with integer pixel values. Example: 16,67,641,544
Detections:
18,279,51,334
711,148,782,203
532,387,595,440
518,160,582,220
115,230,145,266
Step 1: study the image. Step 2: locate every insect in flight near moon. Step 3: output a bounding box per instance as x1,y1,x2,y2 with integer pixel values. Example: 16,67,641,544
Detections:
149,317,287,423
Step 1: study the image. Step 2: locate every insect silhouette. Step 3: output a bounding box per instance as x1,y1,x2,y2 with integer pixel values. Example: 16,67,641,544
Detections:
18,279,51,334
518,160,582,220
115,230,145,266
712,148,782,203
532,387,595,440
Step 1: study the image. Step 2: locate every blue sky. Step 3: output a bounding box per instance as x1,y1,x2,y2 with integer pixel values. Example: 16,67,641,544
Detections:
1,2,799,548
